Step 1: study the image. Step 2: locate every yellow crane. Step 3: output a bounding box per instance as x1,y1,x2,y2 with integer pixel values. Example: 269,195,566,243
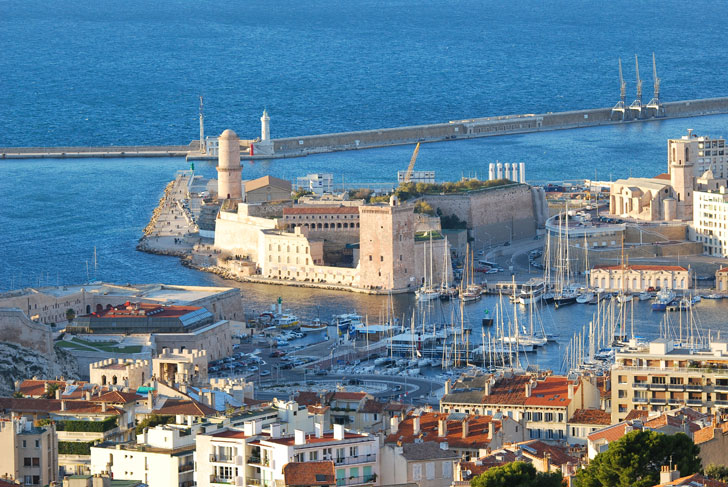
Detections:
403,142,420,183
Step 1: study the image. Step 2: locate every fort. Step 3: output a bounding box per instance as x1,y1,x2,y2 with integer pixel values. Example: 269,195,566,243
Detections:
2,97,728,160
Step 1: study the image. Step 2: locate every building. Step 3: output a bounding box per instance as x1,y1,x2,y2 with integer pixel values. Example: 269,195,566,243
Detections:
611,338,728,422
397,171,435,184
693,184,728,257
73,302,215,334
296,174,334,195
90,422,196,487
589,264,691,292
217,129,242,201
653,469,728,487
89,360,150,390
716,268,728,292
283,461,336,487
244,176,292,204
379,442,458,487
195,423,379,487
440,372,600,443
0,416,57,487
282,206,360,240
566,408,612,445
152,348,208,387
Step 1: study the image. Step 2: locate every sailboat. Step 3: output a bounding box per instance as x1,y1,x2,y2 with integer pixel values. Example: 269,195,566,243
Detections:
416,233,440,301
439,238,458,300
553,206,578,309
460,244,481,302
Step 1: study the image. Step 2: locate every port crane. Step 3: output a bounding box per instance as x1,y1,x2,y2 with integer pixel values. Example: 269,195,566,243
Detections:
403,142,421,183
611,58,627,120
646,52,662,116
629,55,643,116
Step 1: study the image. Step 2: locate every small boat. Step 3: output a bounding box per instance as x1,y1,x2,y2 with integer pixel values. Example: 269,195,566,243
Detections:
439,287,459,301
616,292,633,303
704,294,723,300
576,291,594,304
553,289,578,309
300,319,328,334
638,291,653,301
416,287,440,301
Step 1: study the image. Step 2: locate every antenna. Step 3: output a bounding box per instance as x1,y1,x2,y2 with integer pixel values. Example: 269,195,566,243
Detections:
646,52,662,114
199,95,205,154
611,58,627,119
629,55,643,115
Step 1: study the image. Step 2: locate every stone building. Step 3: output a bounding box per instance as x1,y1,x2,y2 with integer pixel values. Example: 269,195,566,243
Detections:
589,264,691,292
609,176,676,221
282,206,360,242
152,348,208,386
716,268,728,292
244,176,292,203
89,359,150,389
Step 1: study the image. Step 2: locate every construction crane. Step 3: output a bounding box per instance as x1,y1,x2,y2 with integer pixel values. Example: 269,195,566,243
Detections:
611,58,627,119
629,54,643,115
403,142,420,183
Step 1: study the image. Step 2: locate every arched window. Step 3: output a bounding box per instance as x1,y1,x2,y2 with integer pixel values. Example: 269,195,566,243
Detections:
112,375,118,385
101,375,107,386
86,305,91,314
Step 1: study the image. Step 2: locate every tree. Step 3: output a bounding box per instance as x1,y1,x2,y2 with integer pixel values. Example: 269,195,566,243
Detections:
42,383,60,399
573,430,701,487
414,200,435,216
470,462,562,487
66,308,76,322
292,189,313,201
705,464,728,482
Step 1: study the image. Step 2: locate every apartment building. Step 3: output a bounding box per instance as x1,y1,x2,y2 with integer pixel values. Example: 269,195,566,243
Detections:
589,264,691,292
195,422,379,487
611,338,728,422
0,416,57,487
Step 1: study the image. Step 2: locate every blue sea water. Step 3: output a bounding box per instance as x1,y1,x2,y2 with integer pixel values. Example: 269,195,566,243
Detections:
3,0,728,371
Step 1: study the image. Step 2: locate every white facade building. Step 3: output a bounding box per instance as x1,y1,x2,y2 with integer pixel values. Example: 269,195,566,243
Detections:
296,174,334,195
397,171,435,184
693,188,728,257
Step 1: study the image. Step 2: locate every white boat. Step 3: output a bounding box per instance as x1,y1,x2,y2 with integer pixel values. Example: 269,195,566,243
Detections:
300,319,327,334
417,232,441,301
576,291,595,304
275,314,299,328
517,280,545,305
616,292,633,304
704,293,724,300
638,291,653,301
652,289,676,311
416,287,440,301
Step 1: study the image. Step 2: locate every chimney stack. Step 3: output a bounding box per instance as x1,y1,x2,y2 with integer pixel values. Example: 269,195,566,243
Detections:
60,400,66,412
333,424,345,441
444,380,451,395
390,416,400,435
413,416,421,436
438,418,447,437
55,388,61,400
484,377,492,396
147,391,154,411
525,381,532,398
315,423,323,439
488,421,495,440
294,429,306,445
101,402,107,412
568,382,575,399
660,466,680,484
461,419,469,439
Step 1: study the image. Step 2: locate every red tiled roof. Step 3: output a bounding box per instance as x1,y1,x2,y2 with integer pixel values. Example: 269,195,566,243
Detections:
245,175,292,193
93,391,142,404
307,405,330,415
332,392,367,401
284,461,336,487
211,429,249,440
0,480,21,487
587,422,631,443
17,379,100,399
624,409,650,421
384,412,500,449
295,391,322,407
359,400,384,413
0,397,121,415
153,398,216,417
693,425,717,445
524,377,576,407
594,264,688,272
569,409,611,425
654,173,672,181
284,206,359,215
654,473,728,487
516,440,577,466
80,302,202,319
717,267,728,274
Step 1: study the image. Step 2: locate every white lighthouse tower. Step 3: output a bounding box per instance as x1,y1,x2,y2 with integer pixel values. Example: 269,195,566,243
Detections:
254,109,275,156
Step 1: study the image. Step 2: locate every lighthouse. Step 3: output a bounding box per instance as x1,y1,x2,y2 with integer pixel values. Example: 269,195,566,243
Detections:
255,109,275,156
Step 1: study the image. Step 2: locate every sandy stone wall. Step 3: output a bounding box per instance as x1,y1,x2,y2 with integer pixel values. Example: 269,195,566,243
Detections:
413,238,453,288
0,308,54,355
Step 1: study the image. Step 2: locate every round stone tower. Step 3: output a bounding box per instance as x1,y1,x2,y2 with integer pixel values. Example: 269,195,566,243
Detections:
217,129,242,200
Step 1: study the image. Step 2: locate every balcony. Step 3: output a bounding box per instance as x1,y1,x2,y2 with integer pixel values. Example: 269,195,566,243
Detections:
668,399,681,405
633,383,649,389
714,386,728,393
179,463,194,473
686,399,703,406
210,454,238,464
248,456,270,467
247,477,272,487
334,454,377,466
667,384,685,391
714,400,728,406
649,384,667,391
649,398,667,405
686,385,703,391
336,475,377,486
633,397,648,404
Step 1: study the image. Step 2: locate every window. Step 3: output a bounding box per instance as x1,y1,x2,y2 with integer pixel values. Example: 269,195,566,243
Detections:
309,451,319,461
349,446,358,457
24,458,31,467
426,462,435,480
22,440,26,448
412,464,422,481
443,461,453,478
34,440,39,448
32,458,39,467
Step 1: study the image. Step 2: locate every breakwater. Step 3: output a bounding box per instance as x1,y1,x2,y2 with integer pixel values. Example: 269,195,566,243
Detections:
3,97,728,160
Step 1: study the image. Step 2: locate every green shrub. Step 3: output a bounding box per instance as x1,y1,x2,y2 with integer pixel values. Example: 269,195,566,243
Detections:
58,441,95,455
56,417,117,432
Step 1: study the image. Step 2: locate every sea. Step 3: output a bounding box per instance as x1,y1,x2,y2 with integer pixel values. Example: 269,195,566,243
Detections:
3,0,728,371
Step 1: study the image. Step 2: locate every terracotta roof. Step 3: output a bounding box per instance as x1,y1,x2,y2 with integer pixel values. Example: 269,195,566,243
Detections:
693,425,717,445
360,399,384,413
0,397,121,416
384,412,501,449
383,402,408,412
400,442,459,461
284,206,359,215
569,409,611,425
93,391,142,404
295,391,321,407
17,379,103,399
593,264,688,272
307,405,330,415
245,176,292,193
524,377,576,407
0,480,21,487
443,374,575,408
283,461,335,487
625,409,650,421
654,173,672,181
332,392,367,401
211,429,249,440
153,398,216,417
587,422,632,443
516,440,577,467
717,267,728,274
80,302,202,319
653,473,728,487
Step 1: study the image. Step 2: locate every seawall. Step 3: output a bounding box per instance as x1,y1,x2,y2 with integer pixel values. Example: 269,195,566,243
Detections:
2,97,728,160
